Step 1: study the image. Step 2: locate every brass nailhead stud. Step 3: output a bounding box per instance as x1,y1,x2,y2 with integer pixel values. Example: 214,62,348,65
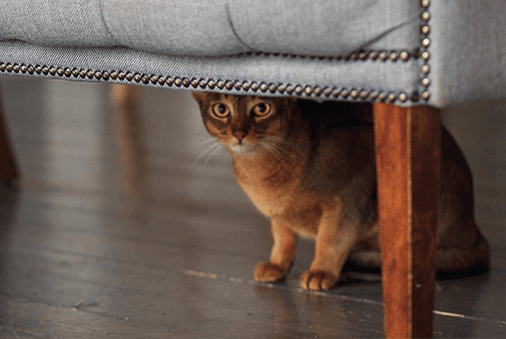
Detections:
422,38,430,48
199,79,207,89
285,85,294,94
268,84,277,93
207,80,215,89
349,53,357,61
277,85,286,94
377,92,386,101
56,68,64,76
190,78,199,88
387,93,396,102
125,72,133,81
110,72,118,80
27,66,35,74
389,52,398,62
225,81,233,90
150,76,158,84
20,64,27,73
304,86,312,95
49,67,57,76
250,82,259,92
64,68,72,77
422,51,430,61
233,81,242,90
313,86,322,96
398,93,408,102
117,72,125,80
378,52,387,61
94,71,102,80
241,82,250,91
359,90,368,100
133,73,142,82
165,77,173,86
173,77,182,87
358,52,367,60
422,91,430,100
422,12,430,22
368,92,377,101
294,85,303,95
216,80,224,89
422,78,431,87
422,65,430,74
0,63,4,71
323,87,333,97
400,51,410,62
331,88,340,98
181,78,190,87
421,25,430,35
422,0,430,8
411,92,420,102
102,72,110,81
340,89,349,98
259,83,269,92
368,51,377,60
12,64,20,73
5,64,12,72
141,75,149,84
350,89,359,99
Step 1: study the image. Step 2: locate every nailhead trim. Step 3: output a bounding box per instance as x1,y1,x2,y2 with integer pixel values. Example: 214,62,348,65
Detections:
420,0,431,102
0,1,432,105
240,48,419,63
0,61,412,103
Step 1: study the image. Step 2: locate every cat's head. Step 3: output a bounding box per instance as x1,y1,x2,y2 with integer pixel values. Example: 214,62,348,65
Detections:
192,92,297,156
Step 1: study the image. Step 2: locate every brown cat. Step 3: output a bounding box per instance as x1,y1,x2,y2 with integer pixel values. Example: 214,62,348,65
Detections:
192,92,490,291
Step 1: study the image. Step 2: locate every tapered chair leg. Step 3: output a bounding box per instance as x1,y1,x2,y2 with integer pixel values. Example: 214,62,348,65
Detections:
0,82,19,183
373,104,441,339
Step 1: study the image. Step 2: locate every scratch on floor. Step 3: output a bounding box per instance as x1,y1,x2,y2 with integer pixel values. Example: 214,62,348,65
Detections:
180,268,506,326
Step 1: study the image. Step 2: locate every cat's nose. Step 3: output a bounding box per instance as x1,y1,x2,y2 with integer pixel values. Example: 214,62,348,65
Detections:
233,130,248,141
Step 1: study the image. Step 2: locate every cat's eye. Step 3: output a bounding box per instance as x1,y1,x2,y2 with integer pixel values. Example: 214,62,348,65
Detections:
253,102,272,117
212,103,230,118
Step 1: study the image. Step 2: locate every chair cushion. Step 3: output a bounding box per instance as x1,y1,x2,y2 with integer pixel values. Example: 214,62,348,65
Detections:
0,0,420,57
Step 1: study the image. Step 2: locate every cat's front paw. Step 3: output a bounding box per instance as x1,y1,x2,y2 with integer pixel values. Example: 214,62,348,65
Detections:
300,270,338,291
254,261,290,283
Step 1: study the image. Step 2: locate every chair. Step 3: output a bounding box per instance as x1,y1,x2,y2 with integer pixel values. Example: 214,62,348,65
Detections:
0,0,504,337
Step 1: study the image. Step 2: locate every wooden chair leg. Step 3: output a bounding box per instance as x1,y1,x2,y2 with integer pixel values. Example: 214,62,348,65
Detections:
0,82,19,183
373,104,441,339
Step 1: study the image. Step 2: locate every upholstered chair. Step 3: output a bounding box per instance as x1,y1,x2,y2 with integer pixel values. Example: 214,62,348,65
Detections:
1,1,504,337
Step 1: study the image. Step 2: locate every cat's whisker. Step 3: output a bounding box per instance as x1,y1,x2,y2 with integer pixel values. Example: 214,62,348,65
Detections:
195,138,219,149
193,140,222,166
260,136,304,166
204,143,225,167
259,141,293,166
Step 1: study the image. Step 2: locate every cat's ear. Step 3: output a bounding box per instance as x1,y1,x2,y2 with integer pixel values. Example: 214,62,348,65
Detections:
191,91,208,104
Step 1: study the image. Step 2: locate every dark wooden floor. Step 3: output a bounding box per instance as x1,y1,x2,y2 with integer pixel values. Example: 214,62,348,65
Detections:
0,75,504,338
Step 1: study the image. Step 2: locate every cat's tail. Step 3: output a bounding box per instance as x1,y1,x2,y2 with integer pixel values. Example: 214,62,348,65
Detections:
347,231,490,273
435,231,490,273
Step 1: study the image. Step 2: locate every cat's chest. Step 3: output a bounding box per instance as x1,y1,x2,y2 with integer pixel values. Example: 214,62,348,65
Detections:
234,163,300,217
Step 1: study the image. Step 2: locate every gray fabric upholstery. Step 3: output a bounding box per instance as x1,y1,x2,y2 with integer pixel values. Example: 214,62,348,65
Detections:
1,0,418,57
430,0,506,107
0,40,420,99
0,0,504,108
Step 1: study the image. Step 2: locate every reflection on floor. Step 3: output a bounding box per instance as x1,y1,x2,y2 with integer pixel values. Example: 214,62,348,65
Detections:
0,76,504,338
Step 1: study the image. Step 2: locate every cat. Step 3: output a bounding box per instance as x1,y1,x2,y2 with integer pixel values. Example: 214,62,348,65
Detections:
192,92,490,291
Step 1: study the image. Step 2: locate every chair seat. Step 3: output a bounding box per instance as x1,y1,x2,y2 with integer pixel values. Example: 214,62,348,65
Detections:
1,0,504,108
